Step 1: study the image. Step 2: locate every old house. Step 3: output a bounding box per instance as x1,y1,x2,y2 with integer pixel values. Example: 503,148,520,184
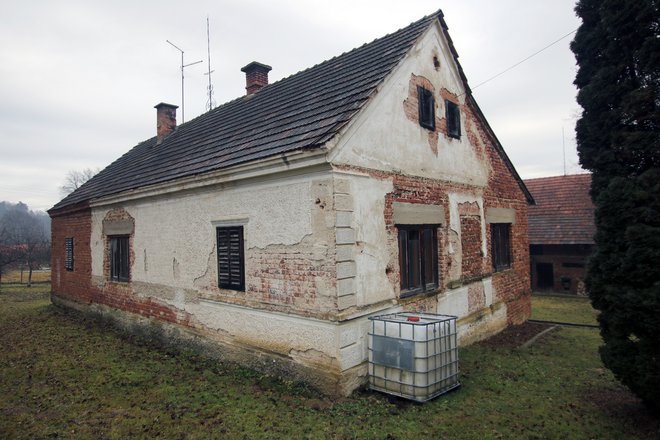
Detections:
49,10,533,396
525,174,594,295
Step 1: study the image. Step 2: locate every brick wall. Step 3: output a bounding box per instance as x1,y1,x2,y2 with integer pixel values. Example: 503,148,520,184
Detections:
246,244,337,316
50,205,194,328
51,204,93,302
530,244,592,295
478,96,532,324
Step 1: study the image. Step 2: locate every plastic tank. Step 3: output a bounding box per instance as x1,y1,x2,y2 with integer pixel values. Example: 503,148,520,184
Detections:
368,312,459,402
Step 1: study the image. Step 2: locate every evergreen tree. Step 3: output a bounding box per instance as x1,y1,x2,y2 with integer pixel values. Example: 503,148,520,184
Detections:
571,0,660,409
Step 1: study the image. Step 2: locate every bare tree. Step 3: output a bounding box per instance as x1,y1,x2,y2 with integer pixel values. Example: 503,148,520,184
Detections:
59,168,99,196
0,227,21,287
0,209,50,287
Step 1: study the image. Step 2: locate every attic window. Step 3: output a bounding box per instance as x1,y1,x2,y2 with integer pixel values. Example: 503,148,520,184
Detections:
417,86,435,131
446,100,461,139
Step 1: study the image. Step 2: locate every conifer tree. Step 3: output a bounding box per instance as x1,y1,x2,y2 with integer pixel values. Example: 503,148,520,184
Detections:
571,0,659,409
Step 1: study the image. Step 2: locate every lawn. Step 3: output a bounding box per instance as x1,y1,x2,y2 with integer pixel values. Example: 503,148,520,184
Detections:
0,286,657,439
0,269,51,284
531,293,599,326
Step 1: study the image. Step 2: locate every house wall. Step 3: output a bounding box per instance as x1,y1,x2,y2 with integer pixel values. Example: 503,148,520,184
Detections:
51,205,92,302
328,20,531,346
50,19,530,397
530,244,593,295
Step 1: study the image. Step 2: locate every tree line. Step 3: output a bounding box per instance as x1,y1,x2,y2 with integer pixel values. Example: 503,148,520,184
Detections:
0,201,51,286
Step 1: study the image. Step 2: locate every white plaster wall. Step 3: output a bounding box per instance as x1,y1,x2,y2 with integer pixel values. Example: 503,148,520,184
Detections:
349,174,396,306
91,177,316,287
329,21,489,187
194,299,338,358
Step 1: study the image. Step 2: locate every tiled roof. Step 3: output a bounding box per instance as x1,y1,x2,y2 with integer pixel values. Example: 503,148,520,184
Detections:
51,12,441,211
525,174,595,245
51,9,532,212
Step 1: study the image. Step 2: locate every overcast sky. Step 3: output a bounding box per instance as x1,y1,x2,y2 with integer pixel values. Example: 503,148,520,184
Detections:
0,0,582,212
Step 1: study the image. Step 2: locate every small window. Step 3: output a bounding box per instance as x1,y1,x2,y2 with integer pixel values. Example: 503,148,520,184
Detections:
217,226,245,291
417,86,435,131
446,100,461,139
398,225,438,296
65,237,74,271
110,236,130,282
491,223,511,272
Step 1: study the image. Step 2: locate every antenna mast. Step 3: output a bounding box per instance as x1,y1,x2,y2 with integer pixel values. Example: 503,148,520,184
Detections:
562,126,567,176
205,16,216,112
166,40,203,123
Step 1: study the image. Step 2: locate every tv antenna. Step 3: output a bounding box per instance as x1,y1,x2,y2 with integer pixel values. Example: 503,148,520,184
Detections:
562,126,567,176
204,16,216,112
166,39,203,123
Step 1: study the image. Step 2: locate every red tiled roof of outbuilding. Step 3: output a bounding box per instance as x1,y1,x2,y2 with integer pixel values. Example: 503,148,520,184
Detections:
524,174,595,245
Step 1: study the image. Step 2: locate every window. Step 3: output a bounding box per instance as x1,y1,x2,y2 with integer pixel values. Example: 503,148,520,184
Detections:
65,237,74,271
398,225,438,296
217,226,245,291
491,223,511,272
109,236,130,282
417,86,435,130
446,100,461,139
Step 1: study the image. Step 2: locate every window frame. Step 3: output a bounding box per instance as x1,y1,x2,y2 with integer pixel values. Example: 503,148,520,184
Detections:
65,237,74,272
109,235,130,282
445,100,461,139
491,223,512,272
417,86,436,131
217,226,245,291
398,224,439,297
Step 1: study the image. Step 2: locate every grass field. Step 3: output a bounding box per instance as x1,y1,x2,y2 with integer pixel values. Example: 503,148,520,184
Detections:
531,293,599,325
0,287,657,439
0,269,51,284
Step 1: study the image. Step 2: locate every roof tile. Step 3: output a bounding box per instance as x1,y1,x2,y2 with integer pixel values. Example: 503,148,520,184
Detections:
52,12,440,210
525,174,595,245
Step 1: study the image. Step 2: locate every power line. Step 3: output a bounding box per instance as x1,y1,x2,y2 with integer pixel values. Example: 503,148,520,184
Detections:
467,27,578,94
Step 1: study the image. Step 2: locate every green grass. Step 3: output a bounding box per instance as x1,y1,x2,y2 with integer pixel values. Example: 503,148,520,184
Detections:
531,294,599,325
0,286,657,439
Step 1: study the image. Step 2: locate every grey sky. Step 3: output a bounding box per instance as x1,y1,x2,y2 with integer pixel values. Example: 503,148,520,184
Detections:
0,0,582,212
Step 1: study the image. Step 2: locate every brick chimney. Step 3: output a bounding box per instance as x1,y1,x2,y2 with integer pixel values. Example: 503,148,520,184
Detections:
154,102,178,143
241,61,272,95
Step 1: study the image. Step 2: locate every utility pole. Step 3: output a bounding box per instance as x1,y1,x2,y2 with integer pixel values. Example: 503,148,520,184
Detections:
166,40,203,123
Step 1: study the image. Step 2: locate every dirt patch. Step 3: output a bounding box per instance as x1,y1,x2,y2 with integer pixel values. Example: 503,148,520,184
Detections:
584,383,660,438
477,321,552,349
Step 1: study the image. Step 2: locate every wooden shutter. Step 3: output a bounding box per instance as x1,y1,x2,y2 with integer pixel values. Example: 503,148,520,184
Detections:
446,100,461,138
65,237,74,271
217,226,245,291
417,86,436,130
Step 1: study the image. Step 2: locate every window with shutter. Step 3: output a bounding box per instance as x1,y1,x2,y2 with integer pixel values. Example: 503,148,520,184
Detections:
446,100,461,139
417,86,435,131
109,236,130,282
217,226,245,291
65,237,74,271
